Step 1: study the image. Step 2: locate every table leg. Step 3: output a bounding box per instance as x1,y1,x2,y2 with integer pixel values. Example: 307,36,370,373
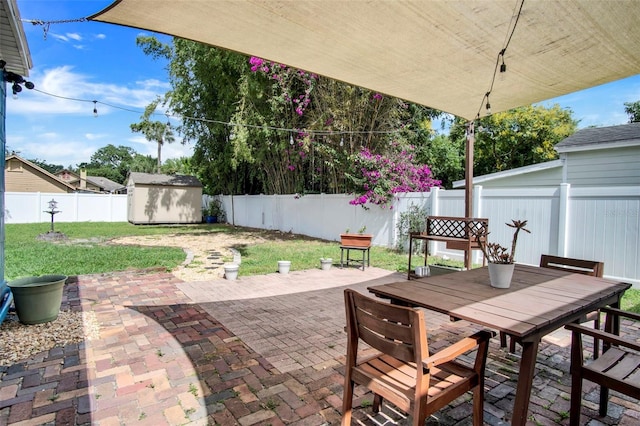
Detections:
340,248,345,268
511,339,540,425
361,249,365,270
408,237,414,279
599,299,622,415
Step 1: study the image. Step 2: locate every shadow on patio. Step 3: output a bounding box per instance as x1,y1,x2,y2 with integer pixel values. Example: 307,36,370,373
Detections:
0,267,638,425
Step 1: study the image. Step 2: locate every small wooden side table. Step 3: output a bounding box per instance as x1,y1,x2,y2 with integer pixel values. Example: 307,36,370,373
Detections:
340,245,371,271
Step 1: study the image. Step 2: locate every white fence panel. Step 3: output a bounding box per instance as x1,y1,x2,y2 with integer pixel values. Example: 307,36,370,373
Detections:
567,187,640,283
476,187,559,267
5,192,127,223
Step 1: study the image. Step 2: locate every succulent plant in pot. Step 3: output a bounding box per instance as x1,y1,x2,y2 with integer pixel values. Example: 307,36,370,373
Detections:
473,220,530,288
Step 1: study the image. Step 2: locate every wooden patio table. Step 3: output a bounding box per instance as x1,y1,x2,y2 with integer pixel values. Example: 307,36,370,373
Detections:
367,263,631,426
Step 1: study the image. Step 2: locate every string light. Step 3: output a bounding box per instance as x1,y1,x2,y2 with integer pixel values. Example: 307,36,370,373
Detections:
499,49,507,82
93,100,98,117
289,133,295,145
499,49,507,74
474,0,525,119
30,87,401,140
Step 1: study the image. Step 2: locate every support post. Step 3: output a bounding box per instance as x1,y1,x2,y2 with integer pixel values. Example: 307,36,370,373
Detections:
465,121,474,219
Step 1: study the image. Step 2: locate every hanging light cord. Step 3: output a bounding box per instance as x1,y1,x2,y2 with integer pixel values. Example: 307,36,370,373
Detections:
30,88,400,137
475,0,525,120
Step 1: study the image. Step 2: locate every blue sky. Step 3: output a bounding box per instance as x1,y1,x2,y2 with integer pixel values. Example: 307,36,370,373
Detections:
6,1,640,169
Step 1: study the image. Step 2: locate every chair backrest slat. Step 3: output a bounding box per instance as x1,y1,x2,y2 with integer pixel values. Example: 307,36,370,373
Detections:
345,289,427,365
540,254,604,277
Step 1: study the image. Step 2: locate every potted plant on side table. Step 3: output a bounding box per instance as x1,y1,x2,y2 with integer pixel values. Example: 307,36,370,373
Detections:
474,219,530,288
340,226,373,247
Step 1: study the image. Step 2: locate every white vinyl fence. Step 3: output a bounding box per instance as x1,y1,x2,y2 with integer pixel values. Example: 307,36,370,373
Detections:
5,185,639,286
212,185,640,287
5,192,127,224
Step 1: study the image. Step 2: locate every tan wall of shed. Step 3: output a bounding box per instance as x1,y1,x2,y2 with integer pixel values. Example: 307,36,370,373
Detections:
128,184,202,224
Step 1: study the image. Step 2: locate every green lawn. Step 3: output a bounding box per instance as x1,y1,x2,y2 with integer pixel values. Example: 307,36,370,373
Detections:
4,222,638,313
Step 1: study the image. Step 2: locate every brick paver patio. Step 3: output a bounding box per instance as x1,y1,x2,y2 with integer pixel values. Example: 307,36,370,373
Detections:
1,266,638,425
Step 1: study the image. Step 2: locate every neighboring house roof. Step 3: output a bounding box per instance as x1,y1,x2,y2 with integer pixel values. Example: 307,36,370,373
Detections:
555,122,640,153
453,122,640,189
6,154,77,192
88,176,126,193
56,169,126,193
128,172,203,187
452,160,563,189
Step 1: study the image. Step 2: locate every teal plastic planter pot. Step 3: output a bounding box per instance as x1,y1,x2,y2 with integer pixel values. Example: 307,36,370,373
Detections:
7,275,67,325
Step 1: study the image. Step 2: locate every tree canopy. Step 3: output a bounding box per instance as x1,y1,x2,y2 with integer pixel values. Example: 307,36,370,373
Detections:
449,105,578,178
624,100,640,123
136,37,443,196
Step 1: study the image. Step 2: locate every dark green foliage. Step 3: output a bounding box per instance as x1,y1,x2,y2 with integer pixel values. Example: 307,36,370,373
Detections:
624,100,640,123
449,105,577,177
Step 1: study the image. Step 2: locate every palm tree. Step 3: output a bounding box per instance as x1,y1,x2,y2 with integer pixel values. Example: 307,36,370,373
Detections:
130,98,175,173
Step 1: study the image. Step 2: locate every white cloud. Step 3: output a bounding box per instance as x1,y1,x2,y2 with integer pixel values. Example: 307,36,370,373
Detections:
94,33,106,40
7,132,96,166
50,33,69,42
84,133,108,141
7,66,169,115
66,33,82,41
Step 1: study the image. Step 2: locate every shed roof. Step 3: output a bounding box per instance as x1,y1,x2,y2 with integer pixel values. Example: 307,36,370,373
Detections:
555,122,640,153
128,172,203,187
90,0,640,121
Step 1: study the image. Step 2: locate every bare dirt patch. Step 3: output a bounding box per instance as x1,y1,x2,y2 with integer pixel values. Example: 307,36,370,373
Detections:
110,230,268,281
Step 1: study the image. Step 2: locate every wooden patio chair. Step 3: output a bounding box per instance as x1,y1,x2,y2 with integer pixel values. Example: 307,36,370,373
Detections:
539,254,604,277
565,307,640,425
342,289,493,426
501,254,605,353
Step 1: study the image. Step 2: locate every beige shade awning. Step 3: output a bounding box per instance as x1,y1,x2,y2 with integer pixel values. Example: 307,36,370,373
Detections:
89,0,640,121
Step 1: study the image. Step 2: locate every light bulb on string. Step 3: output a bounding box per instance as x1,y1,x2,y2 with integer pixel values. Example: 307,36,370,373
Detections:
485,92,491,114
499,49,507,81
340,136,344,147
289,134,295,145
93,100,98,118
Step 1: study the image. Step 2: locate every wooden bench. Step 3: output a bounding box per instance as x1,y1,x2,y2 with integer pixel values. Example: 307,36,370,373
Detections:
407,216,488,279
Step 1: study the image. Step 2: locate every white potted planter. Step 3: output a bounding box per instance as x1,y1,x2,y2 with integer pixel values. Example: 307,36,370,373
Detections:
320,258,332,271
278,260,291,274
224,263,239,281
488,262,515,288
